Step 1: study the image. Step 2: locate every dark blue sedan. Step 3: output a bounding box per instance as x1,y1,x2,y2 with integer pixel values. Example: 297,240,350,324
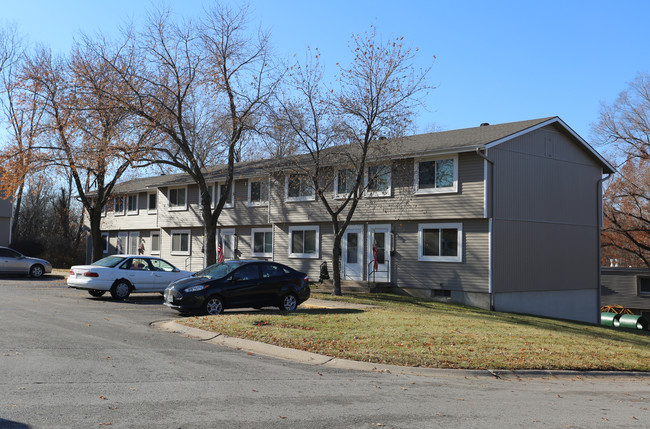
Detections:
164,260,310,315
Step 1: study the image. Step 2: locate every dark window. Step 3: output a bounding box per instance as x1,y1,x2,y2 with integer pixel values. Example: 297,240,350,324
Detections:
235,264,260,281
0,248,20,258
261,263,284,278
639,277,650,295
148,193,157,211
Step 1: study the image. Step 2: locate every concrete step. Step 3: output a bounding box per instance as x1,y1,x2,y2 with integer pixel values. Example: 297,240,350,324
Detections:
311,279,392,294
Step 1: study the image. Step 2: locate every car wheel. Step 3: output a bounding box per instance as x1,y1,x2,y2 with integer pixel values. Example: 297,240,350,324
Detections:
110,280,132,300
279,293,298,312
29,264,44,278
88,290,106,297
204,296,224,315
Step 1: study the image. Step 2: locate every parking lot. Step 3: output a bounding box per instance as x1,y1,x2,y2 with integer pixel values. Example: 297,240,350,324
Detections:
1,275,649,428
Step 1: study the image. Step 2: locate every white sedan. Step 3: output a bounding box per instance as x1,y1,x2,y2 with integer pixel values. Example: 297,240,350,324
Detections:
67,255,194,300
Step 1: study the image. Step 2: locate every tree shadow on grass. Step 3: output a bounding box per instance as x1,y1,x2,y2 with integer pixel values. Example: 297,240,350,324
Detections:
0,419,31,428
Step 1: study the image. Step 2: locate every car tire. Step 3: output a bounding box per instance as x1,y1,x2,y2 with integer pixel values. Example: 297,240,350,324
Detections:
88,290,106,297
110,280,132,300
29,264,44,278
279,293,298,312
204,296,224,315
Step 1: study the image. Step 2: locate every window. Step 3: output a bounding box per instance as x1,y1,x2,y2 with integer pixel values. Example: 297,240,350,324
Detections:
414,155,458,194
289,226,319,258
150,258,176,272
335,168,356,199
418,223,462,262
148,192,157,214
251,228,273,257
286,173,315,201
171,230,191,255
365,164,391,197
218,183,234,208
114,196,125,216
200,185,215,209
248,179,269,206
151,232,160,255
261,263,289,278
169,187,187,210
127,194,138,214
101,232,109,253
639,277,650,295
233,264,260,281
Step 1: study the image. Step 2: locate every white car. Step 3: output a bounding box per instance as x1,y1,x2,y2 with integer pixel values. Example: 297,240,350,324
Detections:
67,255,194,300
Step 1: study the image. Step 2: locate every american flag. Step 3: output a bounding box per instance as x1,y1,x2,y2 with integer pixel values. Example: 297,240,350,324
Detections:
372,243,378,271
217,236,225,262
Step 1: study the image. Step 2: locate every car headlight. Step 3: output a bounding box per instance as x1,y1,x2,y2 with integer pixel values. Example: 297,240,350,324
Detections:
184,285,208,293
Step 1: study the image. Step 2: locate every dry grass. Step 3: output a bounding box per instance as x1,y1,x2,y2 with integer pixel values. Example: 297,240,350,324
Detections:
178,293,650,370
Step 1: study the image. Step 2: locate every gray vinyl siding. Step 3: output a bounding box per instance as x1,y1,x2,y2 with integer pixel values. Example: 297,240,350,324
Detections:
271,223,333,281
601,269,650,312
491,125,602,294
393,220,490,293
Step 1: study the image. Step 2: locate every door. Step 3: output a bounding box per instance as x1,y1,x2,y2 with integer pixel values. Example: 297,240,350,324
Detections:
0,247,24,273
223,263,262,306
128,232,139,255
368,224,391,282
342,226,364,280
219,228,236,260
117,232,128,254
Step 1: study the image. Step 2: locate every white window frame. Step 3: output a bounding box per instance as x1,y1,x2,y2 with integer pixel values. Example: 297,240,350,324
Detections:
418,223,463,263
147,191,157,214
364,164,392,197
117,231,128,254
251,227,273,258
217,182,234,208
101,232,109,253
114,196,125,216
247,178,269,207
218,228,237,260
150,231,160,255
288,225,320,259
285,173,315,202
199,184,216,209
168,187,188,211
127,194,139,215
414,154,458,194
334,168,357,200
170,229,191,256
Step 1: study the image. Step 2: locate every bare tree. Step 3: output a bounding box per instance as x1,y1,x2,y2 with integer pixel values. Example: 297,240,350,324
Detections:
91,4,279,266
595,72,650,267
275,28,433,295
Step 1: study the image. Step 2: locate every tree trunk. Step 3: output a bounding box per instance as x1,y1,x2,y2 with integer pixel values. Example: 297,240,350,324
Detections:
89,210,103,263
204,215,217,267
332,225,343,296
11,184,24,241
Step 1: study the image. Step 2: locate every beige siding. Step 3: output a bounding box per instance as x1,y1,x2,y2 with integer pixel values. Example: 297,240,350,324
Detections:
491,125,602,294
271,223,333,281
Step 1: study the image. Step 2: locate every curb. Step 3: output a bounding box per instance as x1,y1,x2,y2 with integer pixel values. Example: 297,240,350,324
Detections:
152,320,650,381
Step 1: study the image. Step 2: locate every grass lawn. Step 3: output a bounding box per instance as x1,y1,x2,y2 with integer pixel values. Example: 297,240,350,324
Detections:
178,293,650,371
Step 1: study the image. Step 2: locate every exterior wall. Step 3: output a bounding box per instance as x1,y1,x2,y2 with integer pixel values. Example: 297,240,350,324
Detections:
490,125,602,323
0,193,12,246
601,268,650,317
494,289,599,323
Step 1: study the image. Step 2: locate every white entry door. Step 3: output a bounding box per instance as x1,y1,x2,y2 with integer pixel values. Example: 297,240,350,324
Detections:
342,225,364,280
128,232,139,255
219,228,236,260
368,224,391,282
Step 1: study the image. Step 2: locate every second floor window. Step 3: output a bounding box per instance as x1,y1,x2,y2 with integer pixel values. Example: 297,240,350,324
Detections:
366,164,391,197
148,192,157,213
127,195,138,214
248,179,269,206
286,173,314,201
114,196,125,216
218,183,234,208
415,155,458,194
169,187,187,210
335,168,356,198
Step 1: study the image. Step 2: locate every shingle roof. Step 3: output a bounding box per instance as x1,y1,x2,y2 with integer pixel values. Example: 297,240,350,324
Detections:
109,116,613,193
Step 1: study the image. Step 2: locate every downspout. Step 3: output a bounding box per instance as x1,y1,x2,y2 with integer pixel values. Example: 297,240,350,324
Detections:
476,148,495,310
597,173,612,325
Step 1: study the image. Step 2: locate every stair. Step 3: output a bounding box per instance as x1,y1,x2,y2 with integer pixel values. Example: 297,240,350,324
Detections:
311,279,393,294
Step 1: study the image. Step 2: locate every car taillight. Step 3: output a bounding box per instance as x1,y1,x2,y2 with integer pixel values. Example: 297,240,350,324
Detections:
84,272,99,277
69,270,74,275
303,275,309,283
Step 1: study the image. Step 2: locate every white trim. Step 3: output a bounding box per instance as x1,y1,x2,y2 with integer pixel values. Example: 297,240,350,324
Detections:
218,228,236,260
217,183,234,208
413,154,458,195
247,178,269,207
488,218,493,294
251,227,273,258
128,231,139,254
364,164,392,198
342,225,364,281
285,173,316,202
168,186,188,211
483,157,488,218
117,231,128,254
126,194,139,215
418,222,463,263
147,191,157,214
170,229,191,256
334,168,356,200
367,224,391,282
288,225,320,258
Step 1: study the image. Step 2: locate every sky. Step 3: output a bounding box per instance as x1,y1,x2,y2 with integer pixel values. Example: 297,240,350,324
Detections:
2,0,650,143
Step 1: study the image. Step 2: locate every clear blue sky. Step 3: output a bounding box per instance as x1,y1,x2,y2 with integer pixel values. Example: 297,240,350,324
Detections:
3,0,649,142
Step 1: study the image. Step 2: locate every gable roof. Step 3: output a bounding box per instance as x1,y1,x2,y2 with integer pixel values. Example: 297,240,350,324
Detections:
109,116,614,193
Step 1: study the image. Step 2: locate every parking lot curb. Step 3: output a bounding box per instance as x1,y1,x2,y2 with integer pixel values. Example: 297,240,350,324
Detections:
151,320,650,380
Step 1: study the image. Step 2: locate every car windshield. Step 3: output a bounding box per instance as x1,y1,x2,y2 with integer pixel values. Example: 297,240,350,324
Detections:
92,256,127,268
194,262,243,279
